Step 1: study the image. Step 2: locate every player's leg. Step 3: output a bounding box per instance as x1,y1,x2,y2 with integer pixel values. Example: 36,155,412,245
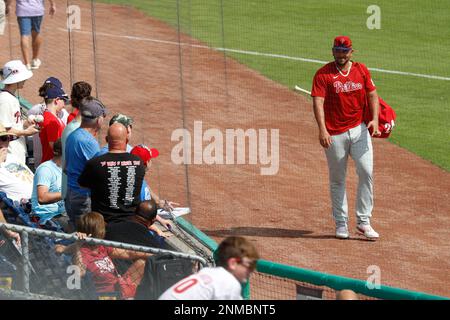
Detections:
325,131,350,237
350,123,378,239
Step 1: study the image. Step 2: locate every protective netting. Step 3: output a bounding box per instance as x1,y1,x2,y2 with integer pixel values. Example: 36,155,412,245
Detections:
0,0,449,298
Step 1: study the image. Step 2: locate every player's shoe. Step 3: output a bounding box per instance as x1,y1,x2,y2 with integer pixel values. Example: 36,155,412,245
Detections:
31,58,41,70
335,225,349,239
356,224,379,240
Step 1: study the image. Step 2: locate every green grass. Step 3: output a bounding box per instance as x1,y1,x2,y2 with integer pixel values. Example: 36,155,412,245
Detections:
99,0,450,171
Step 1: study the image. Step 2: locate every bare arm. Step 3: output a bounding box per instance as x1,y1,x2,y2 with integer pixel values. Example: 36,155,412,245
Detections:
312,96,332,148
48,0,56,16
6,125,39,137
109,248,151,261
37,185,62,204
0,209,21,247
366,90,381,136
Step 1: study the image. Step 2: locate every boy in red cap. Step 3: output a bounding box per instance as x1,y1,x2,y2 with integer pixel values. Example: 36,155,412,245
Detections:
311,36,381,240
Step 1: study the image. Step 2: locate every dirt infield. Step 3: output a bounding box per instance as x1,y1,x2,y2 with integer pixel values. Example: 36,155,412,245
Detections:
1,1,449,297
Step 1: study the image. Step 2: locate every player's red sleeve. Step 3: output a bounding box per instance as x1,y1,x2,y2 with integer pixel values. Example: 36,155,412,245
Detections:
311,71,327,97
361,63,376,93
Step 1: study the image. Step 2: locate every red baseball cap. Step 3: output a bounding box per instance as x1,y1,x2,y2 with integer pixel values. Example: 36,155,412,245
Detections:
333,36,352,51
131,144,159,166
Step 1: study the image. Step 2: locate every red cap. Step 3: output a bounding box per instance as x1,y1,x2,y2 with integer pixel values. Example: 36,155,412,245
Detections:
131,145,159,166
333,36,352,50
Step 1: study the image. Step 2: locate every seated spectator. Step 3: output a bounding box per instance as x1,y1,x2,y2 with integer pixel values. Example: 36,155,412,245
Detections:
336,289,359,300
78,123,145,224
30,138,70,232
57,211,151,299
28,77,69,167
0,124,33,202
106,199,169,250
159,236,259,300
61,81,92,200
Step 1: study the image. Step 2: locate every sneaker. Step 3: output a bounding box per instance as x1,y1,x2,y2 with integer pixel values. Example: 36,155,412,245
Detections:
26,63,32,70
336,225,349,239
356,224,379,240
31,58,41,70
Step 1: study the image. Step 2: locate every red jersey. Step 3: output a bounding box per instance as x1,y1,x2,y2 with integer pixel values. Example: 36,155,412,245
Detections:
79,245,118,293
311,62,376,135
67,109,79,124
39,111,65,162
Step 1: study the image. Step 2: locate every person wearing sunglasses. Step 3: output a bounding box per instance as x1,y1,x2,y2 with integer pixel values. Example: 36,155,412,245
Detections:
0,60,39,164
159,236,259,300
38,78,69,163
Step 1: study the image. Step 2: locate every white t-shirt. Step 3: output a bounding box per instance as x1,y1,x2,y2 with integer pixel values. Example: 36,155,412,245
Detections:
158,267,243,300
0,153,34,201
0,91,28,163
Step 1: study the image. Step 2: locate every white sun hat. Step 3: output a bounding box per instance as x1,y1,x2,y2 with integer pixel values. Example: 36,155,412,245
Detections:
1,60,33,85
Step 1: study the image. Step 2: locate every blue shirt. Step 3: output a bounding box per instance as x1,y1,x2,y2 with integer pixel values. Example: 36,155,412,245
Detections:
31,160,65,222
65,128,100,196
61,119,80,199
140,181,151,201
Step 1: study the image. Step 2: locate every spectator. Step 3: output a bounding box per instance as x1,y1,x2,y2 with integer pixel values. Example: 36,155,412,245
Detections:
97,113,133,155
61,81,92,200
0,123,33,202
0,60,39,163
38,77,68,163
66,81,92,124
106,199,169,249
78,123,145,224
14,0,56,70
336,289,359,300
64,96,106,225
30,138,70,231
130,144,175,236
56,211,150,299
159,236,259,300
28,77,69,167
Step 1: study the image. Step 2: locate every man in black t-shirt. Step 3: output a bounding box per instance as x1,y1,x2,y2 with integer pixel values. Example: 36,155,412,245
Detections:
78,123,145,223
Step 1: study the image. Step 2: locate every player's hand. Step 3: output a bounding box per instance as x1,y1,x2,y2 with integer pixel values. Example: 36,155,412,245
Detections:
49,4,56,16
367,120,381,137
319,129,332,148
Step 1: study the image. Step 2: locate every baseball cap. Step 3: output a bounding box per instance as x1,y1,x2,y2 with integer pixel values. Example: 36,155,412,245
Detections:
0,123,18,141
333,36,352,51
109,113,133,128
44,77,63,88
0,60,33,85
80,97,107,119
130,144,159,166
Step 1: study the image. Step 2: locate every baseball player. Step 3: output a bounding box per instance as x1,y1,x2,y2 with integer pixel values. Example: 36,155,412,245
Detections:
159,236,259,300
311,36,381,240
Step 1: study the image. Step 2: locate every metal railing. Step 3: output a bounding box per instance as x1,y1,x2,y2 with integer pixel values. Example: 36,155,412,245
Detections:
0,222,207,299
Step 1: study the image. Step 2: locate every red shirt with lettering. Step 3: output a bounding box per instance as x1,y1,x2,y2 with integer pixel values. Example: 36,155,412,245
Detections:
311,62,376,135
39,111,65,162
